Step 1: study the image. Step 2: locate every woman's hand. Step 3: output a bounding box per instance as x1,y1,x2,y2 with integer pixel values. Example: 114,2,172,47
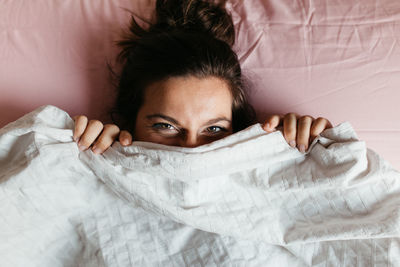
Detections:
262,113,333,153
72,115,132,154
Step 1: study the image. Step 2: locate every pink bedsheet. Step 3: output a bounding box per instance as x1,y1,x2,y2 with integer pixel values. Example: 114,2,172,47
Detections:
1,0,399,170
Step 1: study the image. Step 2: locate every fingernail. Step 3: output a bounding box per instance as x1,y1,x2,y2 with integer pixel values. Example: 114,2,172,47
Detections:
79,145,87,151
289,140,296,148
262,123,269,131
73,136,79,142
299,144,306,153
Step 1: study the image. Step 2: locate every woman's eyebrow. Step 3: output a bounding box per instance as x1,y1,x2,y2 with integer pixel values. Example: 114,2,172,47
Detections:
146,113,231,126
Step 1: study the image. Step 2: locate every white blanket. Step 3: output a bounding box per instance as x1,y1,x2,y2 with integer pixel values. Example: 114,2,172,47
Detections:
1,105,399,266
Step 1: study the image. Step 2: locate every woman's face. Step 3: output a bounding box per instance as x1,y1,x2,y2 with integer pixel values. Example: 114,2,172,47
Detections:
134,76,233,147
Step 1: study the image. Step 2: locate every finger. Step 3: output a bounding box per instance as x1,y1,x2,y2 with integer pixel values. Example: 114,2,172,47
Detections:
262,114,283,132
73,115,88,142
310,117,333,142
78,120,104,150
283,113,298,147
92,124,120,154
325,119,333,129
296,116,313,152
119,130,133,146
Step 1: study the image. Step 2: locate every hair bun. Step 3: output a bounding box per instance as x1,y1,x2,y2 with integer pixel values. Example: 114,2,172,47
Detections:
154,0,235,46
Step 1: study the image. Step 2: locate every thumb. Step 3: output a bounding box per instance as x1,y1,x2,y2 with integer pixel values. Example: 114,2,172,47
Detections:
262,114,282,132
119,130,133,146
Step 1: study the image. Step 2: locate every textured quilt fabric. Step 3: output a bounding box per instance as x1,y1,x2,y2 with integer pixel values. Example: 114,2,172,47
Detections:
0,105,399,266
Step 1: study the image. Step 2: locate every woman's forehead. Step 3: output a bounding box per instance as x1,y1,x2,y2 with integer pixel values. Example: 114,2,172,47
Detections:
136,76,233,128
143,76,233,116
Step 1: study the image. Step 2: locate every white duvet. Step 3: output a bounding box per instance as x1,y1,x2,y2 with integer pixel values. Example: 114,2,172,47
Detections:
0,105,399,266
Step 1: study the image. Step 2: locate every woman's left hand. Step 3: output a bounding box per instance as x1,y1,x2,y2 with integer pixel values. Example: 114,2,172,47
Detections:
262,113,333,153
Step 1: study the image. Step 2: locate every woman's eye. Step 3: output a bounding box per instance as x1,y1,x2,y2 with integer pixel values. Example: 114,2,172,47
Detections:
152,123,176,131
206,126,226,134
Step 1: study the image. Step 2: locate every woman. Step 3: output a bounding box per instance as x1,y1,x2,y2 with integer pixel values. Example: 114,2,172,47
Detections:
73,0,332,153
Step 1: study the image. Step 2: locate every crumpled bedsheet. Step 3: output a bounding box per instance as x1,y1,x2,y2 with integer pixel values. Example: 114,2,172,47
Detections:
0,105,399,266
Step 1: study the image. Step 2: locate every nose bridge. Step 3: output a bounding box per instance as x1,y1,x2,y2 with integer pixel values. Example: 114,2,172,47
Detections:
180,131,199,148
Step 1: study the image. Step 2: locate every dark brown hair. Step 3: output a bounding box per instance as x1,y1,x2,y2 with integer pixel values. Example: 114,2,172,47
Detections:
110,0,257,135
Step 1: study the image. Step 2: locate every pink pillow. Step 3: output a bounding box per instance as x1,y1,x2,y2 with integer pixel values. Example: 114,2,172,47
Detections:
1,0,399,170
228,0,400,170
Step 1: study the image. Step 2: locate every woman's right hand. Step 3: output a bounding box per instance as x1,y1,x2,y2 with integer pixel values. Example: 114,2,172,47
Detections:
72,115,132,154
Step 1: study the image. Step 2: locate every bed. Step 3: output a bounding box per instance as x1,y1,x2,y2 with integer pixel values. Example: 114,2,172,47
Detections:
0,0,399,170
1,1,400,266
